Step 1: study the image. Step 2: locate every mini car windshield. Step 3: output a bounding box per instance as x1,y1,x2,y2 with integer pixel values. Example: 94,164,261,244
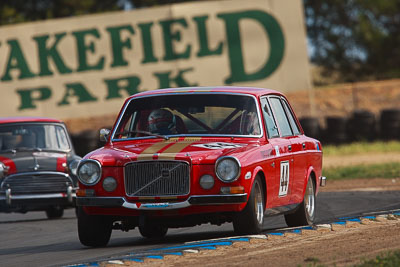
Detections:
0,123,70,152
113,93,262,139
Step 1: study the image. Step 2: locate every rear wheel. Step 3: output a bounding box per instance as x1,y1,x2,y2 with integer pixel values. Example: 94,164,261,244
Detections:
284,177,315,227
45,206,64,219
139,223,168,239
77,207,112,247
233,176,264,235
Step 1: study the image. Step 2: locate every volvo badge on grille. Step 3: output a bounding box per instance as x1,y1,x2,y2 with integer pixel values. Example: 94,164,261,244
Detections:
161,169,170,178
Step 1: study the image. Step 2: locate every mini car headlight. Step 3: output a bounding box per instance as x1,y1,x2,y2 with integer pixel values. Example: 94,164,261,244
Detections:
77,160,101,185
215,156,241,182
199,174,214,190
0,162,5,179
69,159,80,176
103,177,117,192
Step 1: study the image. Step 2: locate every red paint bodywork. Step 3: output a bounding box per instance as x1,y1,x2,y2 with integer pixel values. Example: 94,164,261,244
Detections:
0,117,62,124
80,87,323,218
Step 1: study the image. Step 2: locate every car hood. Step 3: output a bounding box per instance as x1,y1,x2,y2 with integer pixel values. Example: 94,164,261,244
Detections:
0,151,67,174
88,138,262,166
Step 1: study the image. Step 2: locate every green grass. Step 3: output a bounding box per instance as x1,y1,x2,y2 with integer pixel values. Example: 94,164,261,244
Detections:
355,250,400,267
324,162,400,180
323,141,400,156
300,250,400,266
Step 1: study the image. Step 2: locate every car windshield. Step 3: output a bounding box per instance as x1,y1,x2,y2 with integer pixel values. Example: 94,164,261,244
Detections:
113,93,262,139
0,123,70,152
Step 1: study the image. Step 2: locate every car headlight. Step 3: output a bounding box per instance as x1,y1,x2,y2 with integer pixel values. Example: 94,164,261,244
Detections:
103,177,117,192
215,156,241,182
199,174,214,190
0,162,5,179
77,159,102,185
68,159,80,176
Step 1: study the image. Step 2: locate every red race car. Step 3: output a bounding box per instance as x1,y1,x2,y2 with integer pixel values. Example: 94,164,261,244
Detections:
76,87,326,247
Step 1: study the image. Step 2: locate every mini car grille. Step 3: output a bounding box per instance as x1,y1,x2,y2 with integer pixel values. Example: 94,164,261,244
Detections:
1,173,72,194
125,161,190,196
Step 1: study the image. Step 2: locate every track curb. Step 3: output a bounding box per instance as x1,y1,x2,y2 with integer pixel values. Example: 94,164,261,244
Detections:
68,209,400,266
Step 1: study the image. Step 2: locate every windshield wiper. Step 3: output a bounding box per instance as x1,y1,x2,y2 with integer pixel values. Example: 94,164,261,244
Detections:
119,130,169,140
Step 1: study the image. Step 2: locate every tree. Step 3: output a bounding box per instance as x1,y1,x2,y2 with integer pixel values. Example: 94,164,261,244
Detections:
304,0,400,83
0,0,194,26
0,0,124,25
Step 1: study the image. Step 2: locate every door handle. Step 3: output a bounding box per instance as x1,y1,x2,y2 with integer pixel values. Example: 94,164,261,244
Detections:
288,145,292,152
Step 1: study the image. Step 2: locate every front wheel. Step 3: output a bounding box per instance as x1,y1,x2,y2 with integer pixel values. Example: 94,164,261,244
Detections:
45,205,64,219
77,207,112,247
233,176,265,235
284,177,316,227
139,223,168,239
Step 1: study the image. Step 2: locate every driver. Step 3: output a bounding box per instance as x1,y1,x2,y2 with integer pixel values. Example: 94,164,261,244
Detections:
148,109,177,135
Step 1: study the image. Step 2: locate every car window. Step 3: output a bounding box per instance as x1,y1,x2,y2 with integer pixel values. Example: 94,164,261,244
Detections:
281,98,301,136
260,98,279,138
55,126,70,150
113,94,262,139
0,123,70,151
269,97,293,137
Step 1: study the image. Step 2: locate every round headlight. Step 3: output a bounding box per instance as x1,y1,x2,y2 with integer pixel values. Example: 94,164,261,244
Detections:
77,160,101,185
199,174,214,190
103,177,117,192
215,157,241,182
69,159,80,176
0,162,5,179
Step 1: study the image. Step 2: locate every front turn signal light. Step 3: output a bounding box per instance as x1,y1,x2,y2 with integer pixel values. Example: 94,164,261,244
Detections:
220,186,245,194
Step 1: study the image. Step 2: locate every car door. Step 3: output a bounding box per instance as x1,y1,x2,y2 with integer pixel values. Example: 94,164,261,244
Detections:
260,97,293,207
280,97,307,204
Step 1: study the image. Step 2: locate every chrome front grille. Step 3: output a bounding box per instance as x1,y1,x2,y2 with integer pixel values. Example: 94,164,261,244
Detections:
125,161,190,196
0,172,72,194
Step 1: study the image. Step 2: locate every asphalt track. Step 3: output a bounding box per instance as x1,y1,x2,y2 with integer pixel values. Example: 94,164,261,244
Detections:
1,190,400,267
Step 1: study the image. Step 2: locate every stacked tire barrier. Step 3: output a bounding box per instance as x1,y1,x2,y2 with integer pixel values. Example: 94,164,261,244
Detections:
347,110,376,142
70,130,102,157
299,117,321,140
325,116,348,144
299,108,400,144
68,108,400,157
380,109,400,141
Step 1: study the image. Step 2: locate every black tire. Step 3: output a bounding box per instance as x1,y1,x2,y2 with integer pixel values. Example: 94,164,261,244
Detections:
77,207,112,247
347,110,376,141
299,117,321,139
139,223,168,239
325,116,348,144
380,109,400,140
284,177,316,227
45,206,64,219
233,176,265,235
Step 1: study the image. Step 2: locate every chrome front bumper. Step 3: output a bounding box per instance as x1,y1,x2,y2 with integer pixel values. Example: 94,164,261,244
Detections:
76,193,248,210
0,186,75,205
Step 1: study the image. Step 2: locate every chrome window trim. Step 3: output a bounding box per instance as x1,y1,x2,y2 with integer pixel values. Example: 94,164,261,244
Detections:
111,92,265,141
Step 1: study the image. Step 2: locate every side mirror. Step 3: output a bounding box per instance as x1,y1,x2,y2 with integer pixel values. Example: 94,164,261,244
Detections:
99,128,111,142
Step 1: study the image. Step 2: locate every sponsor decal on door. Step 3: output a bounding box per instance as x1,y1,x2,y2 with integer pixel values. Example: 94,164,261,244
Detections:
279,160,289,196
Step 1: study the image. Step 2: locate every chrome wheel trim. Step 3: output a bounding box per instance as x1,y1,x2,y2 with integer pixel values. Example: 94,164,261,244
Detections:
254,181,264,225
305,180,315,219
